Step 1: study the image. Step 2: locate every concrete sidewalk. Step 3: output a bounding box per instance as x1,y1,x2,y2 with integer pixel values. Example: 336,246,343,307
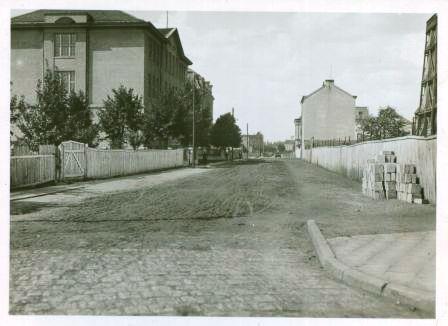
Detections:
11,167,209,205
307,220,435,314
328,231,435,294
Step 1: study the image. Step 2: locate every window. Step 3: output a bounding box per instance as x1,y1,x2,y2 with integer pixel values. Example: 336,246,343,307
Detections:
55,33,76,57
57,71,75,93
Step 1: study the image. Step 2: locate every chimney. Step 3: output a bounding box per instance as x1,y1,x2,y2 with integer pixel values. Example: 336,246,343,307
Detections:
323,79,334,88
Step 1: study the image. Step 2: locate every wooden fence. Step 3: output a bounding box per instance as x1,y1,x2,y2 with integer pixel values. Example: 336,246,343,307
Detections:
11,140,185,189
10,155,56,188
302,135,436,203
85,147,184,179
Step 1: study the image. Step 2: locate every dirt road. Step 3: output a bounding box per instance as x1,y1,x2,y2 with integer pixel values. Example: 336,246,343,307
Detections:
10,159,435,317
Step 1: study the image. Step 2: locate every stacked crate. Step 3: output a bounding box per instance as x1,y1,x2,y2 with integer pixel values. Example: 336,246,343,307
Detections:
361,151,426,204
396,164,425,204
375,151,397,164
362,162,385,199
383,163,397,199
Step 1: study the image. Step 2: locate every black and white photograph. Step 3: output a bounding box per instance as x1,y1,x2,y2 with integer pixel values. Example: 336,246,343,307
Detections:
2,0,447,325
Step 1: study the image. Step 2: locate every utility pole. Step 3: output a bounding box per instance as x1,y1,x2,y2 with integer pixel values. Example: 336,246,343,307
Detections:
166,11,169,28
192,80,196,168
246,123,249,160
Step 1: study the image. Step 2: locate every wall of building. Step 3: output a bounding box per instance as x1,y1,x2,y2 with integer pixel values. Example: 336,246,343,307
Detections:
166,37,188,91
44,27,88,94
12,28,90,103
302,135,436,203
89,28,145,107
301,84,356,143
144,31,163,108
11,30,44,103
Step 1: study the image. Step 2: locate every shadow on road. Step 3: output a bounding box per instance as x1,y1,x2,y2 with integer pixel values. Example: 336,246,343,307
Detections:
10,201,60,215
213,159,270,168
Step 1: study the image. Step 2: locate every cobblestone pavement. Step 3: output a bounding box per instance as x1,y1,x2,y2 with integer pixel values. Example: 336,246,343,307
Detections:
10,159,435,317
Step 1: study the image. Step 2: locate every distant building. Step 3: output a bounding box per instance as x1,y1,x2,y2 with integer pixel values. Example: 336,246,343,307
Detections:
300,79,367,155
354,106,369,140
241,132,264,156
186,69,214,125
284,139,295,152
294,117,302,157
11,10,192,111
413,14,437,136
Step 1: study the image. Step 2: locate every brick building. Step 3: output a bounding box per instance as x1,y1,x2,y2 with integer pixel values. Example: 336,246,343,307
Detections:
11,10,192,113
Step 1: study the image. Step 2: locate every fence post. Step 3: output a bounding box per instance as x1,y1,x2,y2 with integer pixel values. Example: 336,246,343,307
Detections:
84,143,88,179
59,143,64,180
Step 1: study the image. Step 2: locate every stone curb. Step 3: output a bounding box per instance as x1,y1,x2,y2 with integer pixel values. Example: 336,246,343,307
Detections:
306,220,434,314
10,186,83,201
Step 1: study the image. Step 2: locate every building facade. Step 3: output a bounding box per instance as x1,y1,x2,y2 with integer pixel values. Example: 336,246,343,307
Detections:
300,79,366,154
186,69,214,125
241,132,264,157
284,139,295,152
354,106,369,140
11,10,192,113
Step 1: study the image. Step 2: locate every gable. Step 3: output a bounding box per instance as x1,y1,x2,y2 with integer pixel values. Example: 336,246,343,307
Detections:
12,10,145,24
158,28,192,65
301,82,356,104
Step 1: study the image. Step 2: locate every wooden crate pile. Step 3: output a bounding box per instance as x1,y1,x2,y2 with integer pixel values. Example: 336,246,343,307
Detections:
383,163,397,199
362,163,385,199
362,151,426,204
396,164,425,204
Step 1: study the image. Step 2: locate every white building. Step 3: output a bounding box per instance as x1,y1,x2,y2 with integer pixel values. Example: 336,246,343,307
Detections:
300,79,367,156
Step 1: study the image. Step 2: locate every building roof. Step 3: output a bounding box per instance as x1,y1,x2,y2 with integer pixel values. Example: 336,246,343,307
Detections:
301,80,357,104
158,27,192,65
158,27,176,38
11,10,192,65
12,10,145,24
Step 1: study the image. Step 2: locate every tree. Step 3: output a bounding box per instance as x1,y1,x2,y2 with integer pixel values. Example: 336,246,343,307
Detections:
263,142,276,155
356,115,379,140
142,88,178,149
12,70,97,149
357,106,408,140
171,79,212,148
98,85,144,149
143,80,213,149
277,143,286,153
10,95,26,138
210,113,242,151
376,106,408,139
65,91,99,146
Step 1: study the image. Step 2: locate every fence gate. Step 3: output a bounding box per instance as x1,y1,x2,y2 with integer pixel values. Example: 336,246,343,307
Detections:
60,140,86,179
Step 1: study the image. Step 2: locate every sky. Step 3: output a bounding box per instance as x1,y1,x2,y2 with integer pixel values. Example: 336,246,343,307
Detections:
12,10,432,142
129,11,430,142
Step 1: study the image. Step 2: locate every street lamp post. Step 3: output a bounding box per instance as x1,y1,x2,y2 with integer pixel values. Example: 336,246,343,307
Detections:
192,83,196,168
